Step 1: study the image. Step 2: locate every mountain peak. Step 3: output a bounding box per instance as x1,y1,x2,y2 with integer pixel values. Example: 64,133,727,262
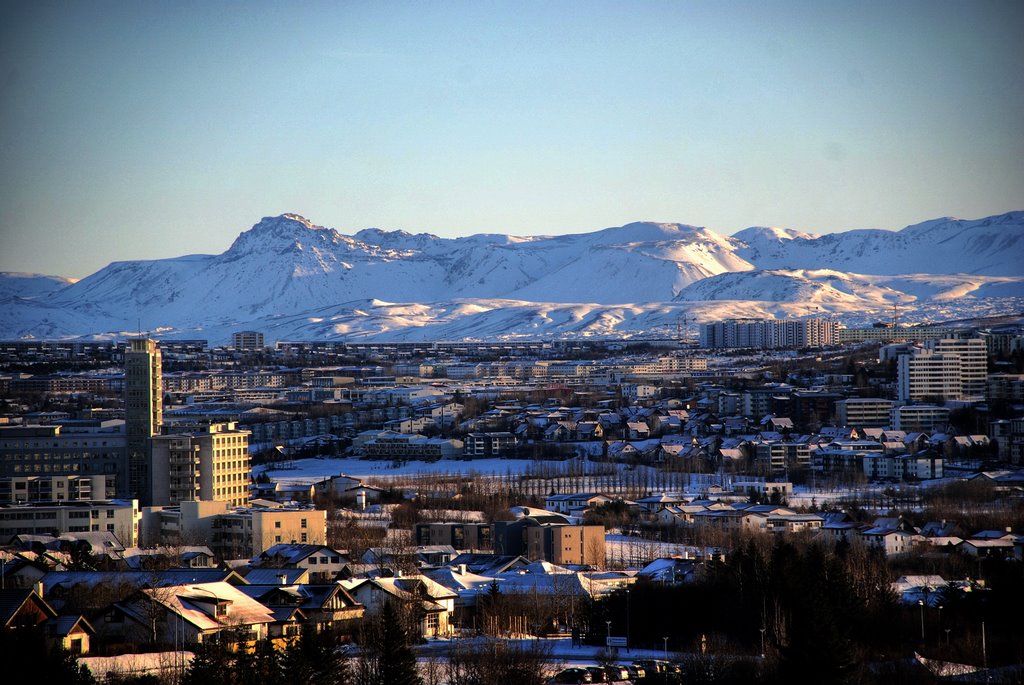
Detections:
224,214,344,257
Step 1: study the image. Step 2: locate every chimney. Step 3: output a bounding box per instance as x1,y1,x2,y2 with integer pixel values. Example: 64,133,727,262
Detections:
458,564,467,575
33,581,44,598
277,573,288,585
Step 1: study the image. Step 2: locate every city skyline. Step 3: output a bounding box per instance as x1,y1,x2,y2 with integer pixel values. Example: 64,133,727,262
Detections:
1,2,1022,278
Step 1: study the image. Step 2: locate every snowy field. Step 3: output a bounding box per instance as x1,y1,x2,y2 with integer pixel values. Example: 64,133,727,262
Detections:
257,457,552,485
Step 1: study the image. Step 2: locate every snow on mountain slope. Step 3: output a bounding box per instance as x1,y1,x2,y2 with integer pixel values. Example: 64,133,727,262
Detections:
4,211,1023,341
0,272,77,300
675,269,1024,306
733,212,1024,276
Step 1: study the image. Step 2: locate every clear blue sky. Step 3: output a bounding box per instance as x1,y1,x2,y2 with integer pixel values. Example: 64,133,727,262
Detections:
1,1,1022,278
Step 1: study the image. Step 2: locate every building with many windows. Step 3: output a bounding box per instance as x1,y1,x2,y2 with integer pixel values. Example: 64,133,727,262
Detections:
700,318,836,349
897,337,987,402
0,421,124,497
0,499,139,545
124,338,162,503
835,398,896,428
150,422,251,507
231,331,265,350
890,405,951,433
141,499,325,557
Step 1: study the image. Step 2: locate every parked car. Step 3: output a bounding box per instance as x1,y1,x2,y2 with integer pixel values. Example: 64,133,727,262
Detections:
603,665,631,682
549,667,593,684
585,666,609,682
626,664,646,680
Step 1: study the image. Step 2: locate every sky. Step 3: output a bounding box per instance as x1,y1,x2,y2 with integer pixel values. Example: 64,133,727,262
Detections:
1,1,1022,279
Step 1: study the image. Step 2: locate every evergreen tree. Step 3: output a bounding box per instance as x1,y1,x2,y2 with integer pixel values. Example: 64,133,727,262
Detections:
377,600,422,685
181,640,233,685
236,637,280,685
280,628,349,685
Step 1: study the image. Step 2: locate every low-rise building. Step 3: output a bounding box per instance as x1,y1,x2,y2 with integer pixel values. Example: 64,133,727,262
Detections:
0,499,139,545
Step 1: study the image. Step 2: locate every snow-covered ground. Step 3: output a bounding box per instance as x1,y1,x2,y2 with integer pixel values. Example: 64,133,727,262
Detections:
258,457,554,485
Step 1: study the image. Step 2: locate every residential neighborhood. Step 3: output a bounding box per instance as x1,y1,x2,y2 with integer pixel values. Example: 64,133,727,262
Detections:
1,326,1023,683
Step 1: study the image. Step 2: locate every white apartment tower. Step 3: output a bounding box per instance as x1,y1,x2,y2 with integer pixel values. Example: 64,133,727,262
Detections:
125,338,163,503
897,337,987,403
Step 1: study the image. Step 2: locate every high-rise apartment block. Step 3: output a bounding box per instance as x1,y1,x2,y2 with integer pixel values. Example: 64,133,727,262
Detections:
897,337,987,402
231,331,265,350
700,318,836,349
151,422,251,507
124,338,163,503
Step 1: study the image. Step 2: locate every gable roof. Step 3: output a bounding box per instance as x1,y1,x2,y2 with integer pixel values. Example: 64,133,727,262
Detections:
0,588,56,628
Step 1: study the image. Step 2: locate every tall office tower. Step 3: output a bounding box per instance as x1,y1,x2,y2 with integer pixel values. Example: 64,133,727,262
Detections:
125,338,162,504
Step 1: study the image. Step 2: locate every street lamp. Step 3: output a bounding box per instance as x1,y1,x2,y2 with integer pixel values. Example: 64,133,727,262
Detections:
663,636,669,662
606,620,612,643
760,627,766,658
945,628,951,647
918,600,925,641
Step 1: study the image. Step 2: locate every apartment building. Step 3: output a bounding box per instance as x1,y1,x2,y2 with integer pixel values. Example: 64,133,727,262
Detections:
0,499,139,545
415,522,493,551
835,398,895,428
231,330,265,350
835,327,958,343
150,422,251,507
897,337,987,402
891,405,951,432
141,500,325,557
0,474,112,504
493,518,605,566
700,318,836,349
361,433,463,459
754,442,812,474
0,421,124,495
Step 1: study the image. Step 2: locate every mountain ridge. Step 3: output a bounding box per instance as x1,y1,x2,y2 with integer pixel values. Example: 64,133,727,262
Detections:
2,211,1022,341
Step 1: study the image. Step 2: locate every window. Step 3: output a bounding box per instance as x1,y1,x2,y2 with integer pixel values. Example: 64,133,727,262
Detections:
274,521,281,529
301,533,307,542
275,535,281,543
300,518,307,529
308,556,317,565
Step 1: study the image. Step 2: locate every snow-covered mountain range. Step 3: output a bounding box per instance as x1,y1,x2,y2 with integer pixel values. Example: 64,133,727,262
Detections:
2,212,1022,342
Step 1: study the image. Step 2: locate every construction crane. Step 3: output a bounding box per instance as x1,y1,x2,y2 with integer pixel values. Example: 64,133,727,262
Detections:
677,313,694,349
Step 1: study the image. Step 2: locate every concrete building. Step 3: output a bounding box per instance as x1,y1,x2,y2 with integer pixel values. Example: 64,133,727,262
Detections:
835,398,895,428
150,422,251,507
897,337,987,403
754,442,812,474
141,500,325,558
0,474,111,504
415,522,493,551
231,331,265,350
700,318,836,350
493,518,605,566
0,499,139,545
0,422,124,497
124,338,162,504
361,433,463,460
835,327,958,343
890,405,950,433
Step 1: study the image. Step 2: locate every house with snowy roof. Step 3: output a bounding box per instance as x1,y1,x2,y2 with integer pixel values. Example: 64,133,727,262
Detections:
340,574,456,638
94,581,276,647
254,543,349,582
